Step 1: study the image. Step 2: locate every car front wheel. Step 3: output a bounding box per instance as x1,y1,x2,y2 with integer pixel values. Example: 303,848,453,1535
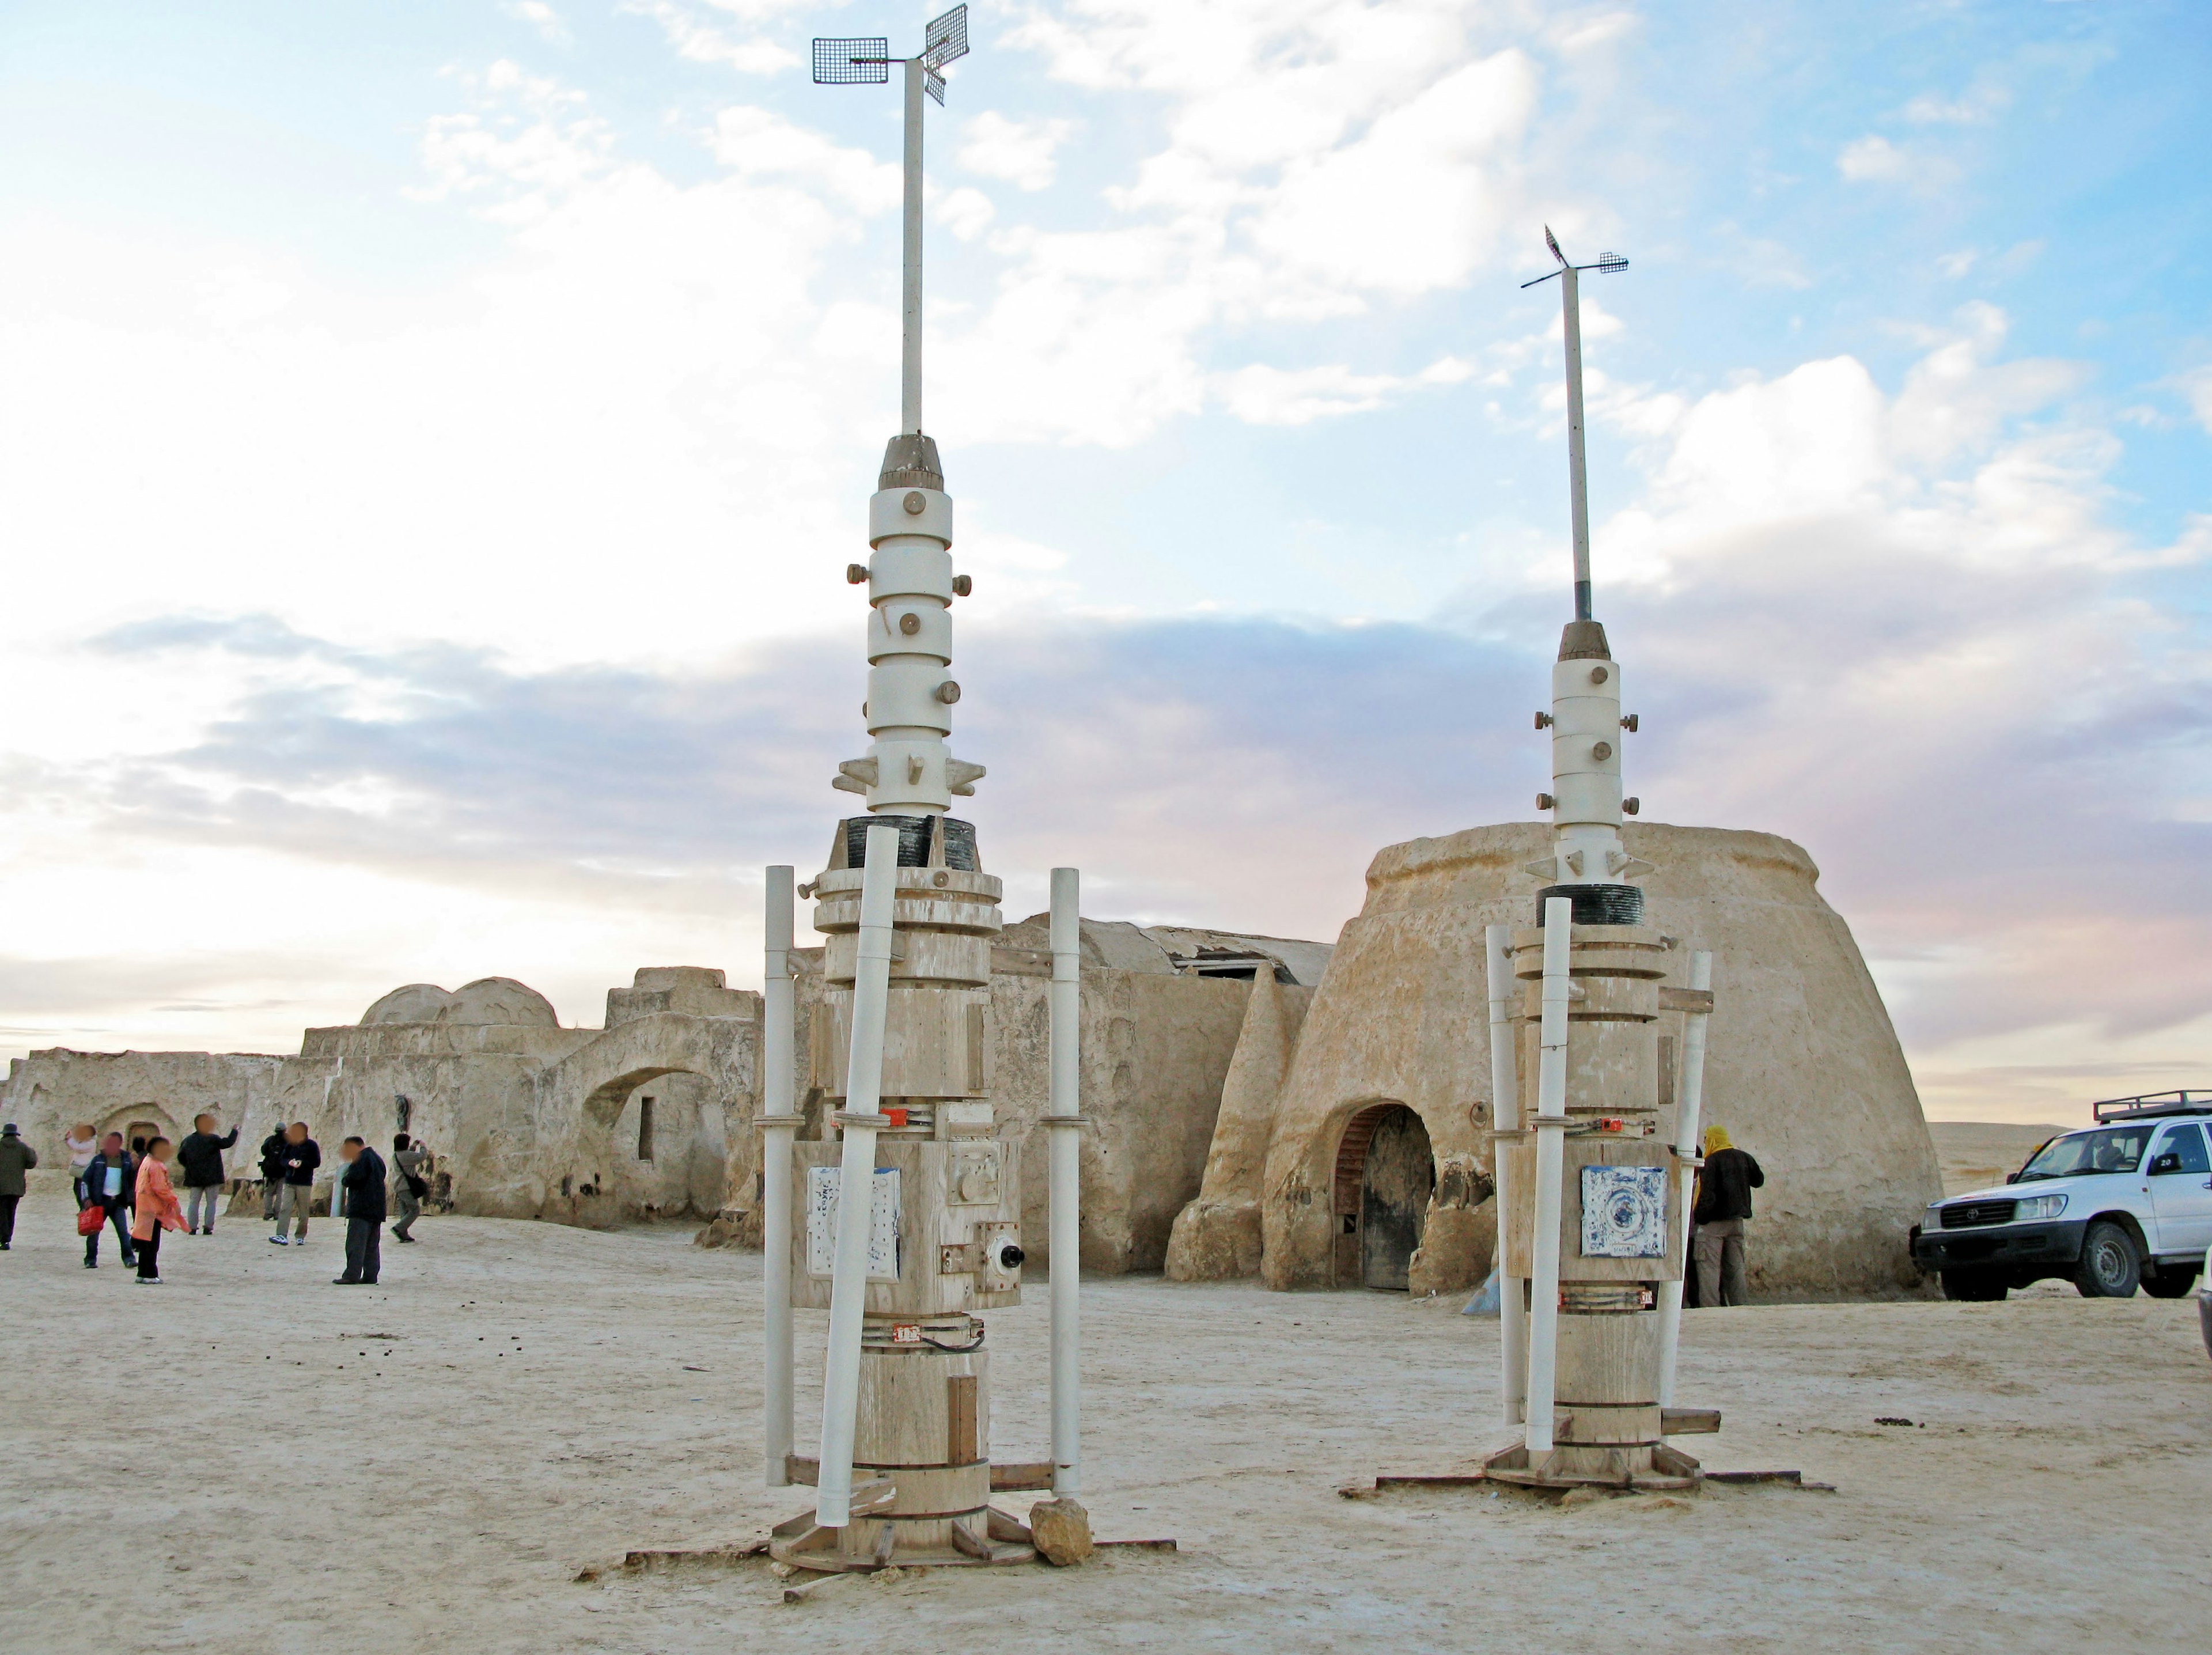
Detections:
1940,1270,2008,1302
2073,1221,2141,1298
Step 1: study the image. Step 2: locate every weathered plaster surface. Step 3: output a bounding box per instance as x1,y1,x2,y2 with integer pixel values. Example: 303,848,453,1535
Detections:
1233,822,1941,1300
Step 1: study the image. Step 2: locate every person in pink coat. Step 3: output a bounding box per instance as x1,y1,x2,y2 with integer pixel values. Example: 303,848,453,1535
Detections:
131,1137,187,1284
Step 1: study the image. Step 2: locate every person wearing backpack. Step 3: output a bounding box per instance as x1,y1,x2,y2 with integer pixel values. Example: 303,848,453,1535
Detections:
80,1132,137,1269
176,1114,240,1236
390,1134,429,1243
0,1123,37,1249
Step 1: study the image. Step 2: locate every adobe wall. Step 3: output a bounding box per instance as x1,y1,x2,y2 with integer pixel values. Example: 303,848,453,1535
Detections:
1251,822,1942,1301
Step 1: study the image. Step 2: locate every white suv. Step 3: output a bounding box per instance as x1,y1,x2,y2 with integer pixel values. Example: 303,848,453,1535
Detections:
1911,1093,2212,1302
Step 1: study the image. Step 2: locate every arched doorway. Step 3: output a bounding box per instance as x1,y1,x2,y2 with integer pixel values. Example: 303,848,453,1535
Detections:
573,1068,726,1222
1332,1102,1434,1290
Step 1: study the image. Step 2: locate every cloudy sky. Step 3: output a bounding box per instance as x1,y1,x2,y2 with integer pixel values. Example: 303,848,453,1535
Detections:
1,1,2206,1125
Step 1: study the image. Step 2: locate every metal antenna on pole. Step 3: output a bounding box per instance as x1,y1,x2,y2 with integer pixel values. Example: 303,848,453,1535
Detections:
1521,228,1628,623
815,5,971,438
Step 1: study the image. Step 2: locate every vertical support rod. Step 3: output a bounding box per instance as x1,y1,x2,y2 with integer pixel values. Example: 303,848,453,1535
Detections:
1560,263,1591,623
1523,899,1574,1456
760,865,798,1488
1657,949,1714,1409
816,823,899,1528
1045,867,1082,1498
1484,923,1527,1426
900,58,925,436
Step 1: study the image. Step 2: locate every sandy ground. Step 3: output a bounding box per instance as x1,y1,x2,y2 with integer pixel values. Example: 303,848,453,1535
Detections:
2,1194,2207,1655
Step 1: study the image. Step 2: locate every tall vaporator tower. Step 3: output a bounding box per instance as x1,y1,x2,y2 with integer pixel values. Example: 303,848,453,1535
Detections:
1482,229,1721,1491
757,7,1088,1572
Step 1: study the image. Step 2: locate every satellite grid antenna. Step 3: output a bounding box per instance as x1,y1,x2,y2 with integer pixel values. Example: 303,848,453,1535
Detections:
770,5,1095,1577
815,6,971,438
1520,226,1628,624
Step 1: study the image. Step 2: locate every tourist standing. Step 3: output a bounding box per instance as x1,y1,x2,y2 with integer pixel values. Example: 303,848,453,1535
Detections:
1692,1125,1766,1307
177,1114,240,1236
257,1124,289,1222
0,1124,36,1250
333,1137,386,1285
269,1123,320,1247
389,1134,427,1243
64,1123,98,1200
131,1137,186,1283
81,1132,137,1270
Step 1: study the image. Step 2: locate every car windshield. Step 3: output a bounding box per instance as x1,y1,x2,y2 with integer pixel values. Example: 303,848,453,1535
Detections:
2016,1125,2154,1181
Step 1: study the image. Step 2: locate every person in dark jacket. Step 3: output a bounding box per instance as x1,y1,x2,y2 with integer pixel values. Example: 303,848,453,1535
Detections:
258,1127,289,1222
176,1114,240,1236
268,1123,320,1247
1691,1126,1765,1306
0,1123,37,1249
80,1133,137,1269
334,1137,386,1285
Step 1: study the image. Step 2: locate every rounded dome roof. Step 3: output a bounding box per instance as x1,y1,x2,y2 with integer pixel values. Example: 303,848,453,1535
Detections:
437,977,560,1028
359,984,455,1025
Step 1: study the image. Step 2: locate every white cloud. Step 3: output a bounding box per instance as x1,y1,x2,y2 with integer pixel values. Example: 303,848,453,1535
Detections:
2175,364,2212,433
619,0,800,74
1214,357,1472,425
1836,134,1909,182
501,2,570,46
1902,84,2010,125
960,111,1076,192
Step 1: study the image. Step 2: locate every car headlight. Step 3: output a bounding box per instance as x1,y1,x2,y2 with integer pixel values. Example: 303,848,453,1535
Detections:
1923,1205,1946,1232
2012,1194,2066,1222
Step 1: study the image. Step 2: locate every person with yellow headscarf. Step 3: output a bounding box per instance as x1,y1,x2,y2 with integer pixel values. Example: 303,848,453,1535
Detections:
1692,1124,1764,1306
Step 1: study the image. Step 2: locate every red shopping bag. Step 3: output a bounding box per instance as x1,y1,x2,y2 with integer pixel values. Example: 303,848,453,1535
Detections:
77,1204,105,1236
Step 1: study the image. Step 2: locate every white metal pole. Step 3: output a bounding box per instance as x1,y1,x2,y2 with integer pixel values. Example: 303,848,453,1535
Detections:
816,823,899,1528
1522,898,1574,1456
1561,263,1591,623
1045,866,1082,1498
1657,949,1714,1409
760,865,798,1488
900,58,924,435
1484,923,1527,1426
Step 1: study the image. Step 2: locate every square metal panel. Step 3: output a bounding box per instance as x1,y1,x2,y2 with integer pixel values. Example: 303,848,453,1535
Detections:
923,4,969,69
1580,1164,1668,1259
813,36,890,84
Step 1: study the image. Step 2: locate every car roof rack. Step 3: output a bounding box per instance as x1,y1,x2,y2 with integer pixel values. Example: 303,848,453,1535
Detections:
2089,1089,2212,1123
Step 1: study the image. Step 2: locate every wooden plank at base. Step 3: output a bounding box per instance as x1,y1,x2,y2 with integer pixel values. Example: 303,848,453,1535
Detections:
1095,1538,1177,1552
1661,1407,1722,1435
1375,1474,1490,1489
1704,1469,1834,1490
785,1453,820,1486
1658,987,1716,1013
989,1461,1054,1491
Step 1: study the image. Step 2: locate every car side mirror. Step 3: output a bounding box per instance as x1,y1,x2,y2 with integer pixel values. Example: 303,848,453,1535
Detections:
2150,1153,2181,1175
2003,1172,2020,1184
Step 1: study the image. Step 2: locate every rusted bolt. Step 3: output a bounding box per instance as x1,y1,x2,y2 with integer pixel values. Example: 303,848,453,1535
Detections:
1593,741,1613,760
952,574,972,597
899,612,921,636
932,870,950,888
904,491,927,514
846,563,868,585
1535,711,1553,729
1536,792,1555,811
1621,713,1639,732
1589,665,1609,684
937,681,961,704
1623,797,1641,816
